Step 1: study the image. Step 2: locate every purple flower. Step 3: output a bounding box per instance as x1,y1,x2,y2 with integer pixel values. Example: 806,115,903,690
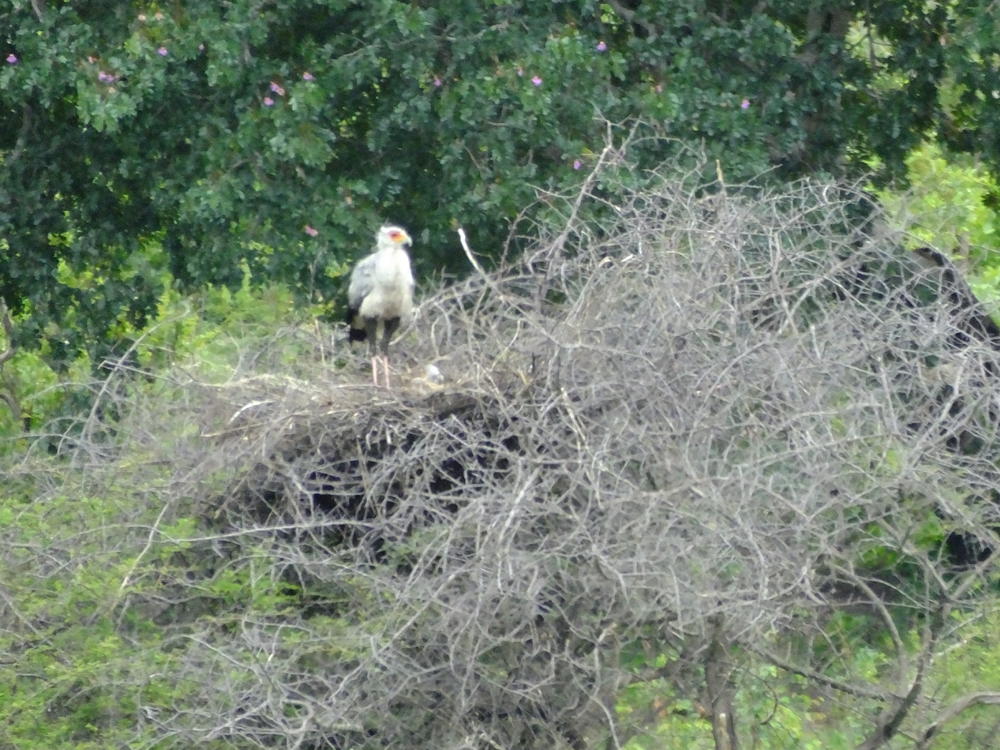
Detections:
304,225,319,237
531,75,542,86
517,67,524,76
433,76,442,87
302,71,314,81
5,54,17,64
157,47,168,56
270,82,285,96
98,71,116,83
573,160,581,170
597,41,607,52
263,97,274,106
741,99,750,110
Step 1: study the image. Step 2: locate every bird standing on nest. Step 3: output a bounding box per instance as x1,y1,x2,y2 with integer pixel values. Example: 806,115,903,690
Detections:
346,225,415,387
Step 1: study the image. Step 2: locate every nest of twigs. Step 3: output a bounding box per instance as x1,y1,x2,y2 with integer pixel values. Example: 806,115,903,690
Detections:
27,156,1000,750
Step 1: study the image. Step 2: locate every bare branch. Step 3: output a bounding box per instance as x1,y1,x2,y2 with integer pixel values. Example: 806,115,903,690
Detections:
917,692,1000,750
754,648,891,702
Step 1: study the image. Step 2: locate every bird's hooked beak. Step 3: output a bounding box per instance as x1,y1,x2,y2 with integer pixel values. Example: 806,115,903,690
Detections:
387,228,413,249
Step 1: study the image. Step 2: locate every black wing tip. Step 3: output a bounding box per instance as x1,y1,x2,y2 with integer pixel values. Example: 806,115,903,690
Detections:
346,306,367,342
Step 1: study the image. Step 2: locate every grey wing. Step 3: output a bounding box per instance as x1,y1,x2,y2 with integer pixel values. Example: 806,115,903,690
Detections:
347,253,377,312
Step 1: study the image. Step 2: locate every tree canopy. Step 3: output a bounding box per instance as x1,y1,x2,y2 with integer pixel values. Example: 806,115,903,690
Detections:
3,0,1000,364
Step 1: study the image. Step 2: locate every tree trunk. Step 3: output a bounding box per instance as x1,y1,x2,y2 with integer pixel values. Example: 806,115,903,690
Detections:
704,615,739,750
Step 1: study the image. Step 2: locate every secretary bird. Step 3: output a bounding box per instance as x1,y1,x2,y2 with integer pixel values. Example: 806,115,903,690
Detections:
346,225,415,387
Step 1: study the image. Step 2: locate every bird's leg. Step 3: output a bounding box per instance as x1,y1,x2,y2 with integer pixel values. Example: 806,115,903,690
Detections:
364,317,380,386
380,317,401,389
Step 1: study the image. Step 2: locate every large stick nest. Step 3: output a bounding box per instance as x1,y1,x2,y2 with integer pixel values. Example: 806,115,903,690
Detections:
59,161,1000,749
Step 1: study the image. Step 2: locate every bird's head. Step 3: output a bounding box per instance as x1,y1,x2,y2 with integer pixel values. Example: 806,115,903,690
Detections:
378,225,413,251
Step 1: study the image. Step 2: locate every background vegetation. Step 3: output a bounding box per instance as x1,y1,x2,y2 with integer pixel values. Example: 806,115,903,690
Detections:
3,0,1000,363
3,2,1000,749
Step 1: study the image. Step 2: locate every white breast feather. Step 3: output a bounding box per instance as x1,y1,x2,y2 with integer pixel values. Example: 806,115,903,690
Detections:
358,247,414,319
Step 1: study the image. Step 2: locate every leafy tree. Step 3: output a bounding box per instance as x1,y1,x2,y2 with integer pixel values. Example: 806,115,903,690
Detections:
876,141,1000,310
3,0,1000,365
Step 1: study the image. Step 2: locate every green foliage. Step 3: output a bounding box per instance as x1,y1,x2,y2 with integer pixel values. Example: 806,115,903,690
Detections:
128,260,313,379
896,144,998,255
877,141,1000,308
617,624,1000,750
0,291,325,744
0,321,92,442
0,490,172,749
4,1,1000,368
0,256,315,444
616,660,869,750
936,611,1000,693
